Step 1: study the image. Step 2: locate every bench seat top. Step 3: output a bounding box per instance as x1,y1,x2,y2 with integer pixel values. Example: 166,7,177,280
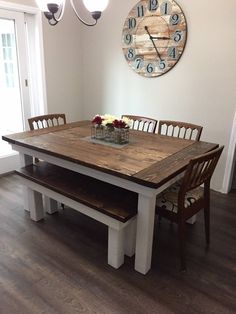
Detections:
16,162,138,222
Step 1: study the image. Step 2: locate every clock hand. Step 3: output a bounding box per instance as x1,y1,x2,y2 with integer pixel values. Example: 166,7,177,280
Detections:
144,26,162,60
150,36,170,40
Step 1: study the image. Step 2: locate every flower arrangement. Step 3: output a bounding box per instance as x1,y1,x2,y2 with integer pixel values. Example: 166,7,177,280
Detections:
92,114,131,129
91,114,131,144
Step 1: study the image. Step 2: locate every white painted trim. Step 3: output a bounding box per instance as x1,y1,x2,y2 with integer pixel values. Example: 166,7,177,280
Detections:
222,110,236,193
25,12,48,117
36,13,48,115
0,1,38,14
14,10,31,129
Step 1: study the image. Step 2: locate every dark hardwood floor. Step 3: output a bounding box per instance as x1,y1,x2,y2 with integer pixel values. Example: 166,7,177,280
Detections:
0,174,235,314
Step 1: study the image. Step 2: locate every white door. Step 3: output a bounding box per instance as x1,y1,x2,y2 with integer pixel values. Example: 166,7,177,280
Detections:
0,9,30,173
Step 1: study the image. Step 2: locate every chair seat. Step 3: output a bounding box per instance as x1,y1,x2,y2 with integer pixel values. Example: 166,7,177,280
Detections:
156,182,203,213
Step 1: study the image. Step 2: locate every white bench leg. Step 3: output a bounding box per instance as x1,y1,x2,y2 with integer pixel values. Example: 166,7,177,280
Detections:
108,227,125,269
44,196,58,214
125,218,137,257
22,186,31,212
28,188,44,221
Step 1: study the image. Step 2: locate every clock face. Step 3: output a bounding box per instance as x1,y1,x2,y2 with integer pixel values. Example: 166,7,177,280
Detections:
122,0,187,77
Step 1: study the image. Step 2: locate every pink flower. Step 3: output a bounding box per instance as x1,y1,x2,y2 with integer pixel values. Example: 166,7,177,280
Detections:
92,115,103,125
113,119,128,129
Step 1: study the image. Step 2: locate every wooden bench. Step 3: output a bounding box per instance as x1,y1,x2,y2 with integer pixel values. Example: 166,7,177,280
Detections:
15,161,138,269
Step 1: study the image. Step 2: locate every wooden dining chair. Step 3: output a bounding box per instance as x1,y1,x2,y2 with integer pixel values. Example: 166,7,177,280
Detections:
156,146,224,270
122,115,157,133
28,113,66,131
28,113,67,163
158,120,203,141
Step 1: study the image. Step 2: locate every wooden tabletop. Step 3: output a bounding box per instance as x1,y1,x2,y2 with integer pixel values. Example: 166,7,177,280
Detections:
3,121,218,188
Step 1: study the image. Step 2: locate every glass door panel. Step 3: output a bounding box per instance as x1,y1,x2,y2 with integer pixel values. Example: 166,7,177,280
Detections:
0,18,24,157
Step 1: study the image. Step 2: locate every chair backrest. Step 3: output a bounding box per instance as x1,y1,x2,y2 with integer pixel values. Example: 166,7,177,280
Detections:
28,114,66,130
122,115,157,133
158,120,203,141
180,146,224,195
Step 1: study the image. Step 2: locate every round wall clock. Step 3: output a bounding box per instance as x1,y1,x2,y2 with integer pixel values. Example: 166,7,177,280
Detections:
122,0,187,77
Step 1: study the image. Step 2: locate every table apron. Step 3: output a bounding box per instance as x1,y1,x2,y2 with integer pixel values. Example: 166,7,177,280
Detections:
13,144,181,197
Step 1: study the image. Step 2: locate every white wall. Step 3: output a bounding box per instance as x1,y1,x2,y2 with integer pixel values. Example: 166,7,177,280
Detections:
38,0,107,121
5,0,35,5
80,0,236,191
41,7,83,122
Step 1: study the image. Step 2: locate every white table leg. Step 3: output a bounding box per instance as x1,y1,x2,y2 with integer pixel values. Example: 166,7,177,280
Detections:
19,153,33,212
108,227,125,269
44,196,58,214
124,218,137,257
135,193,156,275
19,153,33,167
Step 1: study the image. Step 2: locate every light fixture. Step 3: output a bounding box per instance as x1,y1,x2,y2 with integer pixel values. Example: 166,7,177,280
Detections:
36,0,109,26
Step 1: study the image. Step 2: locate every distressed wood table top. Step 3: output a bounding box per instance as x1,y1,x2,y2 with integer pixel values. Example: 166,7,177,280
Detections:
3,120,218,188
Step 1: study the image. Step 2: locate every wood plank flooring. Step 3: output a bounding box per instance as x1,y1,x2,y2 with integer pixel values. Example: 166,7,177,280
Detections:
0,174,235,314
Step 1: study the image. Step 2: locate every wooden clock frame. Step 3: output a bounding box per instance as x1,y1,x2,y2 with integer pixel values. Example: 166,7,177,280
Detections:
122,0,187,77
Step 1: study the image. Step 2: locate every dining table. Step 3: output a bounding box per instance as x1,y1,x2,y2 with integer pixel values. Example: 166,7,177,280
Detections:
2,120,218,275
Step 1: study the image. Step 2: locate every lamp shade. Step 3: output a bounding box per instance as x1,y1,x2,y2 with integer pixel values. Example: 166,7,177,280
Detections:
36,0,63,12
82,0,109,12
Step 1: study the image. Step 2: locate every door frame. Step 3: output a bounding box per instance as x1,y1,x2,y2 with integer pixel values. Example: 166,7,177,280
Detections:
222,110,236,193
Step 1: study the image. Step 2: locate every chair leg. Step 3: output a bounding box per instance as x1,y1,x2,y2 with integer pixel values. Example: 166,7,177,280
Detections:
178,221,186,271
204,206,210,245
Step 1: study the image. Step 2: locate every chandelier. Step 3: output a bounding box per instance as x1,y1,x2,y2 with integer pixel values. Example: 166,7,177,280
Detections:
36,0,109,26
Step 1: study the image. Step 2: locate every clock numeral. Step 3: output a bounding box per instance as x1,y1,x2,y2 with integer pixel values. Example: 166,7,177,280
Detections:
170,14,180,25
124,33,132,45
137,5,145,17
127,48,135,60
160,1,172,15
128,18,136,29
168,47,178,59
134,58,143,70
146,63,155,74
173,30,182,43
158,59,166,70
149,0,158,11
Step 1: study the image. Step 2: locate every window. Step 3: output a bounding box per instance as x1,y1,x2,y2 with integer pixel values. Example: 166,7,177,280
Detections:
1,33,16,87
